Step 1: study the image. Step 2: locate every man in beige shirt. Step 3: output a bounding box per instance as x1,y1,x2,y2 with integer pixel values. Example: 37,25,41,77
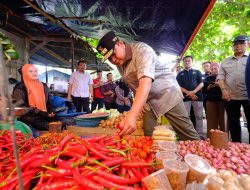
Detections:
96,31,199,140
217,35,249,143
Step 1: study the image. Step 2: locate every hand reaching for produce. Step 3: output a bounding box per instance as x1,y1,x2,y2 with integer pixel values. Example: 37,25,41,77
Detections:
118,112,137,136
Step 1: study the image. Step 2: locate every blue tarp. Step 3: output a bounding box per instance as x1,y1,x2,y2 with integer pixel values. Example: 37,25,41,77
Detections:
1,0,213,55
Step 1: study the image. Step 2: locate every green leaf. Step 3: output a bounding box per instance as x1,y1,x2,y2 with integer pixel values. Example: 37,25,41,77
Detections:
185,0,250,67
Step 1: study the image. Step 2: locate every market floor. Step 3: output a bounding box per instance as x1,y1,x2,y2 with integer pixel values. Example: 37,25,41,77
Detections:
202,119,249,144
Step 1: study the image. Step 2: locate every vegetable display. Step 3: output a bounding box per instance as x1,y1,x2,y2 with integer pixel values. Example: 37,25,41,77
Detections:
92,108,120,118
0,131,155,189
0,31,19,61
206,169,250,190
98,112,143,129
178,140,250,175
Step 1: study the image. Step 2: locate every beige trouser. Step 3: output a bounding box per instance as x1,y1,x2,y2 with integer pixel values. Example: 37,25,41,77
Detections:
143,102,200,140
206,101,226,138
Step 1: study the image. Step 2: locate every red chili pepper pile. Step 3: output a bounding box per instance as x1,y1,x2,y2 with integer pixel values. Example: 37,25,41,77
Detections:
0,130,34,175
0,131,155,189
34,131,72,146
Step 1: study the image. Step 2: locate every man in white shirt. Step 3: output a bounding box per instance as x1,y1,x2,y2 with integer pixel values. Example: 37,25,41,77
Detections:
67,60,93,113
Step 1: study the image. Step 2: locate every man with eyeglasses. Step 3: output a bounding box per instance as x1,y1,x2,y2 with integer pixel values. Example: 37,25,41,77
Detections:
217,35,250,143
96,31,200,140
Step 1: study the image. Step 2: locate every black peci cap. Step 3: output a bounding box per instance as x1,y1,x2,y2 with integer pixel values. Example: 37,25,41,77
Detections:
97,31,118,62
233,35,249,43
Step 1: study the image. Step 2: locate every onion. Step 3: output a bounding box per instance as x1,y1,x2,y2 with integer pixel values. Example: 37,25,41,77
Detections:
224,151,231,158
178,140,250,174
225,163,232,168
230,156,239,163
236,168,245,175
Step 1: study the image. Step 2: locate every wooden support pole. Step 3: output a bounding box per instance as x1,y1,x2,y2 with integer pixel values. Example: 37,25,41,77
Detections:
24,37,30,63
23,0,77,37
30,41,47,55
30,36,73,42
45,66,48,84
31,53,62,67
71,42,74,72
30,41,71,66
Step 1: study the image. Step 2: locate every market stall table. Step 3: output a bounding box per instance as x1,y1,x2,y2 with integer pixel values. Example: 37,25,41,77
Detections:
67,125,144,137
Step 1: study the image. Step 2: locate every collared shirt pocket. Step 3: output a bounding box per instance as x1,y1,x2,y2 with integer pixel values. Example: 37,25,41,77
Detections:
241,62,246,72
223,64,235,73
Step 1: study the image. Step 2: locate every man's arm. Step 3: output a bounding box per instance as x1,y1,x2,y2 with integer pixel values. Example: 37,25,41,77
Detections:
119,77,152,135
192,82,204,94
67,83,73,99
192,70,204,94
171,62,180,73
93,80,103,88
187,71,203,100
176,73,189,95
89,84,93,97
218,79,231,101
245,55,250,101
100,84,113,95
180,87,190,95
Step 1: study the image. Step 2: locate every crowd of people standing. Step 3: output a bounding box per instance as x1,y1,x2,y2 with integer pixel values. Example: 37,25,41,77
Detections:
67,59,132,114
175,35,249,143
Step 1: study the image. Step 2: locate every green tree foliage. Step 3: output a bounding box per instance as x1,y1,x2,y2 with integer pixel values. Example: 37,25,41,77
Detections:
185,0,250,67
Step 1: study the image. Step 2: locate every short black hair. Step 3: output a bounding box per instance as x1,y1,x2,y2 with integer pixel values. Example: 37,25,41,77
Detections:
96,70,102,73
77,59,86,65
202,61,211,66
183,55,193,61
107,72,112,77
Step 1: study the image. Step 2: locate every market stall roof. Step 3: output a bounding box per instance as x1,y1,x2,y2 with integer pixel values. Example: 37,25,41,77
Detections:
0,0,216,67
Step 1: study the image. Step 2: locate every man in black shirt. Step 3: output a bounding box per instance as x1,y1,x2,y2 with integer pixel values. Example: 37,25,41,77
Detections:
177,56,204,138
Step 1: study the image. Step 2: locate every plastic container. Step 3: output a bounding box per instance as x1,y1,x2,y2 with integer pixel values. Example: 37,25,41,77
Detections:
142,169,173,190
154,124,173,131
184,154,211,183
158,141,177,152
155,151,178,169
163,160,189,190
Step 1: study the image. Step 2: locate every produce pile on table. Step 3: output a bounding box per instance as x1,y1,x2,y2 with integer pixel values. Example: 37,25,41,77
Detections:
178,140,250,175
0,130,155,189
0,130,33,174
98,112,143,129
34,131,71,146
207,169,250,190
92,108,120,118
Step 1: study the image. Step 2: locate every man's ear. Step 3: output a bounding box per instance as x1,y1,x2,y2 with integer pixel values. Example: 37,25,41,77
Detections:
117,40,125,47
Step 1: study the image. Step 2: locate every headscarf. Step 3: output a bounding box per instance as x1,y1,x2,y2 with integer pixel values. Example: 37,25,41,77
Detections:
22,64,47,111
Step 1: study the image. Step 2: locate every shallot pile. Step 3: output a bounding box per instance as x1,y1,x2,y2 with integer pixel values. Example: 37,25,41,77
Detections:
178,140,250,175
